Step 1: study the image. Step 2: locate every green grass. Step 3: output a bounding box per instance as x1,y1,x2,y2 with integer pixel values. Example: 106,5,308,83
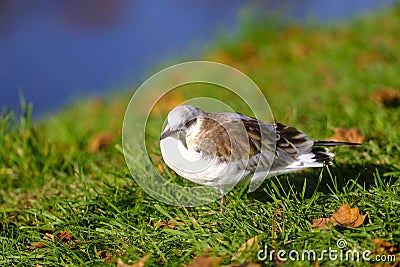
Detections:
1,6,400,266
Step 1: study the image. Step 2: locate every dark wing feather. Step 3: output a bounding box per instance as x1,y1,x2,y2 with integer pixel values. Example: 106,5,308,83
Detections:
276,123,314,153
190,112,275,164
238,116,265,157
272,123,314,168
314,140,361,146
237,115,276,170
190,112,351,171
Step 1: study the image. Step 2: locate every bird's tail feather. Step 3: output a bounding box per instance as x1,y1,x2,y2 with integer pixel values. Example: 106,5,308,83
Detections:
313,140,361,147
311,147,334,165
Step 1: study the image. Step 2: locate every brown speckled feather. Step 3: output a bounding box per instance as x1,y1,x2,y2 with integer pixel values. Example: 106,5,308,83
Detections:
186,112,275,166
186,114,320,171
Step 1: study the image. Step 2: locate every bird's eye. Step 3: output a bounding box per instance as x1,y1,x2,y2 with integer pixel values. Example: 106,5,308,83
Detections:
185,118,197,128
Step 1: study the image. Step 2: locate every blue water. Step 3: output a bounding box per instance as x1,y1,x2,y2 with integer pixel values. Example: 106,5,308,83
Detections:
0,0,396,116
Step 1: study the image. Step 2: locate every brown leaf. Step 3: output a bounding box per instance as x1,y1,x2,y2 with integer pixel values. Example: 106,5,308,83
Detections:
311,203,366,231
57,230,78,246
97,250,108,259
372,88,400,107
355,51,385,67
43,232,55,241
231,235,261,261
117,255,150,267
88,132,114,152
311,217,337,230
32,241,47,248
58,230,73,242
154,217,185,230
373,238,399,255
187,255,221,267
327,128,365,144
331,203,366,228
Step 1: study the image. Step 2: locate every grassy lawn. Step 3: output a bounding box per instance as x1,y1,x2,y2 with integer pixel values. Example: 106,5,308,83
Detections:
1,6,400,267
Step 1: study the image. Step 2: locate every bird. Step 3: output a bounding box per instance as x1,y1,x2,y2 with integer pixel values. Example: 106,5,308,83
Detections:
160,105,360,212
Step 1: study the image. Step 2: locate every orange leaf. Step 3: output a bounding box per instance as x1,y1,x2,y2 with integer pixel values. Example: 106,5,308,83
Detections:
57,230,73,243
97,250,112,262
371,88,400,107
88,132,114,152
154,217,185,230
373,238,399,255
311,217,337,230
327,128,365,144
32,241,47,248
311,203,366,231
331,203,366,228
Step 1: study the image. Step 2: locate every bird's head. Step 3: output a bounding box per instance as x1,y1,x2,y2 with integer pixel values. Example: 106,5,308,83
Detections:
160,105,201,141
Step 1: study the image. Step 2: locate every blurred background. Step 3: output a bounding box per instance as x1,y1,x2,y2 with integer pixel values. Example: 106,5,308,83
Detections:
0,0,396,116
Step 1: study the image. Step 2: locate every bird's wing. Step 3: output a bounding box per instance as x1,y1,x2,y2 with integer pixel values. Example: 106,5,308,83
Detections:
190,112,275,164
190,112,316,164
245,122,315,192
271,123,314,169
236,114,276,170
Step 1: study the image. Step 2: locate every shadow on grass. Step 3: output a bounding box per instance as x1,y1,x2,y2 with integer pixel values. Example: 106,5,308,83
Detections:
250,162,397,203
106,162,397,212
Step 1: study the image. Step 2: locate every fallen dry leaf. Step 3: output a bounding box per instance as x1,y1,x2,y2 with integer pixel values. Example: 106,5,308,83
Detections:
373,238,399,255
88,132,114,152
371,88,400,107
327,128,365,144
117,254,150,267
43,232,55,241
97,250,108,259
56,230,79,248
57,230,74,243
355,51,385,67
98,247,125,263
231,235,261,261
32,241,47,248
311,217,337,230
154,217,185,230
331,204,365,228
187,255,221,267
311,203,366,230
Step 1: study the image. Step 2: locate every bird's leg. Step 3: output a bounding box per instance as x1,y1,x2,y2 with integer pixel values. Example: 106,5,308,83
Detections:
220,195,226,214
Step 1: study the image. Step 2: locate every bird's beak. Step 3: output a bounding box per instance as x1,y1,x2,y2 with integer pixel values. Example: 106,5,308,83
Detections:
160,128,178,140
